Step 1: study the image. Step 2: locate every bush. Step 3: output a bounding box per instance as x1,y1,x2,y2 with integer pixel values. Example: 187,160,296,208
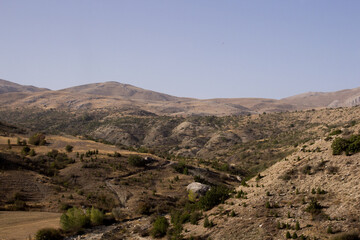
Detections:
173,161,189,174
330,129,342,136
29,133,46,146
331,135,360,155
128,155,146,167
203,216,214,228
198,185,230,210
60,207,89,232
89,207,104,226
305,198,323,215
190,211,202,225
65,145,74,153
21,146,30,155
35,228,63,240
332,138,350,155
151,216,169,238
29,149,36,156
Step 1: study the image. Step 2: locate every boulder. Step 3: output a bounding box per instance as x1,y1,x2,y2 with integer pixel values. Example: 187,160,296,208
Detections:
186,182,210,196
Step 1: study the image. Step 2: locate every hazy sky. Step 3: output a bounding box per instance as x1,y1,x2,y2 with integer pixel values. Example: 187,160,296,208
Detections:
0,1,359,99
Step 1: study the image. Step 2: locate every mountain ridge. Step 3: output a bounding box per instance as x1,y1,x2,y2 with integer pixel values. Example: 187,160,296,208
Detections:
1,78,360,115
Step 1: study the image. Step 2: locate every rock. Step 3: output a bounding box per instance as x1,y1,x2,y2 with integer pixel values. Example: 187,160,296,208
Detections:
186,182,210,196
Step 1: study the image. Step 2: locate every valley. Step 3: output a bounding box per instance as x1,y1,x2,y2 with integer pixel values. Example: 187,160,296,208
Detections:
0,80,360,239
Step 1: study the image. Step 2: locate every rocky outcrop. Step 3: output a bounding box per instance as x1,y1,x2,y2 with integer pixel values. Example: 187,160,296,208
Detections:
186,182,210,196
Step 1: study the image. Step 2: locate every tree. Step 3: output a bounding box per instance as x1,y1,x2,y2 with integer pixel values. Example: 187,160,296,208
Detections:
29,133,46,146
65,145,73,153
60,207,88,233
128,155,146,167
89,207,103,226
21,146,30,155
35,228,62,240
151,216,169,238
29,149,36,156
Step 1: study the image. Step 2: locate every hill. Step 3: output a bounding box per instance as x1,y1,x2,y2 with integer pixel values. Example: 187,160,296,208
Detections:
181,113,360,239
1,103,360,239
0,79,359,115
60,81,188,102
280,87,360,109
0,79,49,94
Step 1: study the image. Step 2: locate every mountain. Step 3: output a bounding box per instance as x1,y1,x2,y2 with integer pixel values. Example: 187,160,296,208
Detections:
0,79,49,94
0,79,360,115
60,81,188,102
280,87,360,108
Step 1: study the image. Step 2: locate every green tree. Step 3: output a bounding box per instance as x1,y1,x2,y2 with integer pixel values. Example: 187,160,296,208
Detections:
151,216,169,238
128,155,146,167
35,228,62,240
21,146,30,155
198,185,230,210
29,133,46,146
29,149,36,156
89,207,104,226
65,145,74,153
60,207,89,233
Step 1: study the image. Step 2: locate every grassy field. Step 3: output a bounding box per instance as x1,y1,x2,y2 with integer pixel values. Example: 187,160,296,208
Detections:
0,211,61,240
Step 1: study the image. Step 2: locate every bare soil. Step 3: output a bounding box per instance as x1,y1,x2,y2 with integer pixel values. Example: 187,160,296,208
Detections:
0,211,61,240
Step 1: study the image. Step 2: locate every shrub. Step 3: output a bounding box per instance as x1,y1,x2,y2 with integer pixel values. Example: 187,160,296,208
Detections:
302,165,312,175
203,216,214,228
292,232,298,239
29,133,46,146
190,211,202,225
173,161,189,174
89,207,104,226
128,155,146,167
65,145,74,153
60,207,89,232
331,135,360,155
198,185,230,210
21,146,31,155
35,228,63,240
332,138,350,155
305,198,323,215
113,152,121,157
29,149,36,156
236,190,247,199
330,129,342,136
151,216,169,238
280,169,297,181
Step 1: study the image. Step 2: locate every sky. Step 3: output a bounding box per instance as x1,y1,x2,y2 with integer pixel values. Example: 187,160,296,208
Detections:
0,0,360,99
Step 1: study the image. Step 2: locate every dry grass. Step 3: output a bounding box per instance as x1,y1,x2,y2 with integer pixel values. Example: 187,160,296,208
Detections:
0,211,61,240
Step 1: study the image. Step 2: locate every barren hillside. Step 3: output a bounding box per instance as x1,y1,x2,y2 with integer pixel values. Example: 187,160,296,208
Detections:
1,79,360,115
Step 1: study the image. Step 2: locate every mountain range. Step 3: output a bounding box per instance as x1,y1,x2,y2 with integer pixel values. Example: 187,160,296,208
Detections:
1,79,360,115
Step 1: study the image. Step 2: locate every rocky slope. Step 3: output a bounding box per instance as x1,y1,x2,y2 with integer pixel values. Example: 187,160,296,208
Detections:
180,116,360,239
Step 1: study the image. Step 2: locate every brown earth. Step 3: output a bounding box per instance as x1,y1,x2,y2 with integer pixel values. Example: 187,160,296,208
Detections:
0,211,61,240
